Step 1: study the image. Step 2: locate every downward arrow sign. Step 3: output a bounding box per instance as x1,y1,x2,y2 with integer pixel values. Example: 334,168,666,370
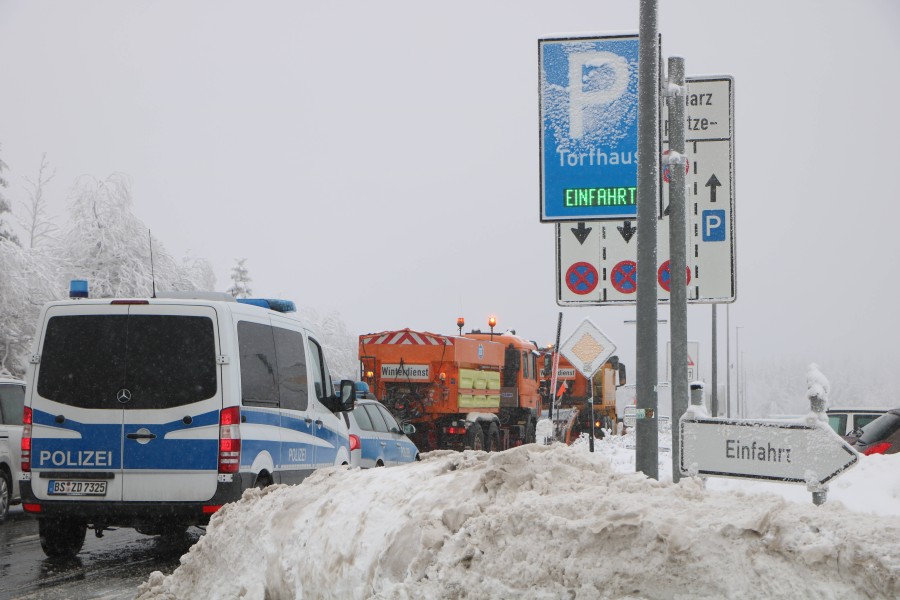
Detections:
706,174,722,203
571,222,591,245
617,221,637,243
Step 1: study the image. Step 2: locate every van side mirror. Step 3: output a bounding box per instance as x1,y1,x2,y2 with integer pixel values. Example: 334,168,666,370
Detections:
402,423,416,435
339,380,356,412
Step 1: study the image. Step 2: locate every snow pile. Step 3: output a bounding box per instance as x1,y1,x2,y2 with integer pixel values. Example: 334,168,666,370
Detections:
137,444,900,600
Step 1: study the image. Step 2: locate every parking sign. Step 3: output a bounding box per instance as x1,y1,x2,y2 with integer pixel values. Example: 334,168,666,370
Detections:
539,34,640,222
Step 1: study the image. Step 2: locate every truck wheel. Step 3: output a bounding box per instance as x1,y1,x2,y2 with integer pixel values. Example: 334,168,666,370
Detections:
0,472,10,522
486,422,501,452
39,518,87,558
466,424,485,451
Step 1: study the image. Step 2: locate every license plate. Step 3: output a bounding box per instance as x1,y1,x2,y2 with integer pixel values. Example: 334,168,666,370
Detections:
48,480,108,496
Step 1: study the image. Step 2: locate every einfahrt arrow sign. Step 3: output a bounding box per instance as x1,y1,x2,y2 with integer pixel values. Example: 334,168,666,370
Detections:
680,417,859,485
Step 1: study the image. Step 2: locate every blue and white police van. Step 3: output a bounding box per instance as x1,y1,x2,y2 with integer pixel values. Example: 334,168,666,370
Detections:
19,283,355,558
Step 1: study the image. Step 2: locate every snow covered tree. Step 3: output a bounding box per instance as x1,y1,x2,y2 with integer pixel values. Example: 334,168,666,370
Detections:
0,240,59,375
227,258,252,298
56,173,214,298
305,307,358,380
0,144,20,246
20,153,58,249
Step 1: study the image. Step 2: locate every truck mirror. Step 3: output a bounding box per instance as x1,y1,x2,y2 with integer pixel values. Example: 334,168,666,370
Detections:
618,364,627,386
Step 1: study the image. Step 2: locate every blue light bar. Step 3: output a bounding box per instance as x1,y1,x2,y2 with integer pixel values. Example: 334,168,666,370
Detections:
236,298,297,313
69,279,89,299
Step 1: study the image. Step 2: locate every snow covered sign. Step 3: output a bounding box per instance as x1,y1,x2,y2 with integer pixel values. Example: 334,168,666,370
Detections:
680,418,859,486
539,34,640,222
559,319,616,379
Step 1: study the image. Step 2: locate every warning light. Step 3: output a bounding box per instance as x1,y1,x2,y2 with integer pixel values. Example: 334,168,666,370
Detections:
488,316,497,341
439,372,447,383
457,317,465,335
366,370,374,379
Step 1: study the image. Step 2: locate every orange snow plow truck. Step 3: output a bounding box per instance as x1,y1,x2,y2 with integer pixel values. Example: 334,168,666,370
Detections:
358,329,542,452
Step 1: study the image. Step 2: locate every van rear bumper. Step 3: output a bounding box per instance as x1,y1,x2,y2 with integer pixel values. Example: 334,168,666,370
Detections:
19,474,250,528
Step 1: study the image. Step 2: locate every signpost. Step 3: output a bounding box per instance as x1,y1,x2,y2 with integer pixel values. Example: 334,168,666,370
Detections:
555,76,735,306
680,418,858,486
559,319,616,452
539,34,640,222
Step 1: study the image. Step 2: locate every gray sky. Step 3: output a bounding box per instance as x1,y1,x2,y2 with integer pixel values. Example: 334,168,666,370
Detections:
1,1,898,394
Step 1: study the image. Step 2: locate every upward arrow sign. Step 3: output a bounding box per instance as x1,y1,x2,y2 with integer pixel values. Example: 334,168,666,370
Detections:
706,174,722,203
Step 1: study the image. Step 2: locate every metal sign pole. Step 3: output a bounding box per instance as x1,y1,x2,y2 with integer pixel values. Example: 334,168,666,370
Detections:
635,0,660,480
589,377,595,453
550,311,563,441
668,56,688,484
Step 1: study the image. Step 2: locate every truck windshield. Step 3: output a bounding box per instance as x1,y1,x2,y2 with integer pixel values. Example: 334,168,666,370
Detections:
37,314,217,409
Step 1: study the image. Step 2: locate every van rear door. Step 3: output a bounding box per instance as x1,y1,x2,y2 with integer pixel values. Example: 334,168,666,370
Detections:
31,303,221,504
120,304,221,502
31,304,131,502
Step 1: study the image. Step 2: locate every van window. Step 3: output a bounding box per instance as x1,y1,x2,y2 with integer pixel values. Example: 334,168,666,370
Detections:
238,321,279,407
37,314,216,409
307,337,334,402
0,384,25,425
274,327,307,411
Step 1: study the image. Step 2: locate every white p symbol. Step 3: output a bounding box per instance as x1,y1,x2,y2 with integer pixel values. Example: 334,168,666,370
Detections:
705,214,722,237
568,52,630,139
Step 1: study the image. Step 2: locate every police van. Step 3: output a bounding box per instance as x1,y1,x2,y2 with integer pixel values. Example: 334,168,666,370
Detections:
19,284,355,557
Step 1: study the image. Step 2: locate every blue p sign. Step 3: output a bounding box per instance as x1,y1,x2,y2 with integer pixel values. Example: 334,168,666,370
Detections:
702,210,726,241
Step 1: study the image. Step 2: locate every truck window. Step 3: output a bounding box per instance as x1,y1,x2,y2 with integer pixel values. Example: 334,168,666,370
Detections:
38,314,216,409
238,321,280,407
274,327,307,411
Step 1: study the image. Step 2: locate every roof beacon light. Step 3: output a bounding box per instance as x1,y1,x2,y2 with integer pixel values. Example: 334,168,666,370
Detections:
236,298,297,313
69,279,89,299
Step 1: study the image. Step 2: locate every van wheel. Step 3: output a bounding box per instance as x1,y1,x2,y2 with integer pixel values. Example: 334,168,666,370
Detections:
0,472,10,522
486,423,501,452
254,473,273,489
39,518,87,558
466,424,485,451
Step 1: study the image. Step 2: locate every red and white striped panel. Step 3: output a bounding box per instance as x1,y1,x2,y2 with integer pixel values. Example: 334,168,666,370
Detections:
362,329,453,346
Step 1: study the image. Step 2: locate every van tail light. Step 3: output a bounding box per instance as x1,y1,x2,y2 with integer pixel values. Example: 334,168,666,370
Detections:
218,407,241,473
22,407,32,472
349,434,361,452
863,442,892,456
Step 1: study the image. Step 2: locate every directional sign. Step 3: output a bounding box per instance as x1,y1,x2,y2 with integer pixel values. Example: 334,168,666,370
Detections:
559,319,616,379
680,417,859,485
555,75,735,306
661,76,736,303
539,34,640,222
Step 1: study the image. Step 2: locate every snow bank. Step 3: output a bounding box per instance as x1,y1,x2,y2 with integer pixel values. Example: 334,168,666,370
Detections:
137,444,900,600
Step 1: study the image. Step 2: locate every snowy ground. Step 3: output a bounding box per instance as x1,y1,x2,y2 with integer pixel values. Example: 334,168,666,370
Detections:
137,429,900,600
